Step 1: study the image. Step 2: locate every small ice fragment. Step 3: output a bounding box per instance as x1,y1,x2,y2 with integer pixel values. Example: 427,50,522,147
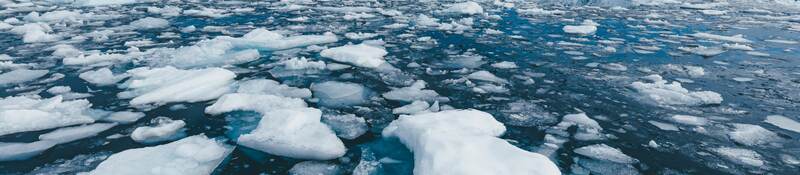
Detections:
467,70,508,84
712,147,764,167
321,113,368,140
728,123,779,146
670,115,708,126
131,117,186,144
79,68,128,86
765,115,800,133
311,81,371,107
630,74,722,106
443,1,484,15
102,111,146,124
320,44,388,68
573,144,638,164
39,123,117,143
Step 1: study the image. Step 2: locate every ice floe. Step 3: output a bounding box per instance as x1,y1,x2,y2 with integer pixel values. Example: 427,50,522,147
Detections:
0,69,48,86
311,81,371,107
0,95,96,136
382,109,560,175
118,66,235,106
574,144,638,164
712,147,764,167
728,124,779,146
382,80,444,103
131,117,187,144
443,1,484,15
237,108,346,160
630,75,722,106
79,68,129,86
320,43,388,69
84,135,232,175
563,20,598,35
765,115,800,133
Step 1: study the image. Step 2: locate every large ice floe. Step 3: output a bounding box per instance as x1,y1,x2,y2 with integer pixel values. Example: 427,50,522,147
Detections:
320,43,388,69
630,75,722,106
83,135,232,175
0,95,97,136
117,66,235,106
142,28,337,68
206,80,346,160
382,109,560,175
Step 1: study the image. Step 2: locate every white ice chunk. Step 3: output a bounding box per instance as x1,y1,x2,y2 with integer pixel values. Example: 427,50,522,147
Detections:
63,52,130,66
311,81,370,107
102,111,146,124
281,57,327,70
765,115,800,133
382,80,441,102
84,135,233,175
205,93,307,115
573,144,638,164
236,79,312,99
630,74,722,106
678,46,725,57
321,113,368,140
129,17,169,30
690,32,751,43
491,61,518,69
443,1,484,15
0,69,48,86
563,20,598,35
118,66,235,106
382,109,560,175
552,113,605,140
79,68,128,86
670,115,708,126
320,44,388,68
9,23,59,43
0,95,95,136
145,28,337,68
73,0,138,6
238,108,346,160
467,70,509,84
131,118,186,144
0,141,56,161
392,101,431,114
712,147,763,167
39,123,117,143
649,120,679,131
288,161,341,175
728,124,779,146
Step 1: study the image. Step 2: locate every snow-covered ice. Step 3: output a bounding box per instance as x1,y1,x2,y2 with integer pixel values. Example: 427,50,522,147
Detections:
118,66,235,106
574,144,638,164
130,117,187,144
630,75,723,106
320,44,388,69
765,115,800,133
237,108,346,160
0,96,96,136
311,81,371,107
84,135,232,175
382,109,560,175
